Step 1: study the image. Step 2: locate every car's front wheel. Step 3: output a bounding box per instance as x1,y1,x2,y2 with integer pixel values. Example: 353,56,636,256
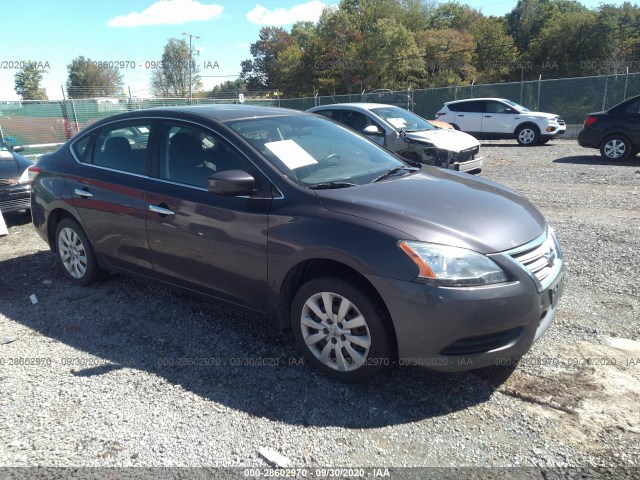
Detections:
291,278,395,383
600,135,632,161
516,125,540,146
55,218,100,286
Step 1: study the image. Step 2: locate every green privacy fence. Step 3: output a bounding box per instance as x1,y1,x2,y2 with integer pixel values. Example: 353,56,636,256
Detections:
281,72,640,127
1,72,638,155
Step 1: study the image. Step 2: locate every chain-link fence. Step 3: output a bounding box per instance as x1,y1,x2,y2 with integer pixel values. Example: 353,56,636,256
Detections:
2,73,639,157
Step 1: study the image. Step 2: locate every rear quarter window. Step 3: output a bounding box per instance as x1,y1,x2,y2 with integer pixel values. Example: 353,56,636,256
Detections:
71,135,93,163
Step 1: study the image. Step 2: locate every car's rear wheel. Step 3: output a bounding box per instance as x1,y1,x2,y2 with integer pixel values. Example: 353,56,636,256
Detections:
600,135,632,161
55,218,100,286
516,125,540,146
291,278,394,383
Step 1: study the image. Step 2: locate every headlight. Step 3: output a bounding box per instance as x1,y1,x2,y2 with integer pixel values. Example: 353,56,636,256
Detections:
398,241,508,286
18,168,30,184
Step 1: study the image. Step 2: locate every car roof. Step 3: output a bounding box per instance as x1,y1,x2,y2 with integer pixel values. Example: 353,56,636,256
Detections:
309,103,397,111
94,104,307,126
445,98,510,105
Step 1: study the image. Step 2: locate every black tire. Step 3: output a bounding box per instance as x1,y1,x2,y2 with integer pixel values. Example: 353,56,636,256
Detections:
291,277,395,383
515,124,540,146
55,218,100,286
600,135,632,161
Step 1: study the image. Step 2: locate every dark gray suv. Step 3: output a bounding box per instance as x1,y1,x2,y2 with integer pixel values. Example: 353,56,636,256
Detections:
31,105,565,382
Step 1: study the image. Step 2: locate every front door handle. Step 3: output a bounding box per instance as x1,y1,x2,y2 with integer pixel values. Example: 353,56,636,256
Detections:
458,114,465,117
484,115,492,118
148,204,175,216
74,188,94,198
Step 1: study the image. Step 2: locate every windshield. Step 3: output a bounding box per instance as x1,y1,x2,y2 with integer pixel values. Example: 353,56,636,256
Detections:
504,100,531,112
227,115,408,187
370,106,436,132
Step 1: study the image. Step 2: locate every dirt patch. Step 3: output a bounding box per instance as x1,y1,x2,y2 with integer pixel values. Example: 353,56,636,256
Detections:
500,338,640,458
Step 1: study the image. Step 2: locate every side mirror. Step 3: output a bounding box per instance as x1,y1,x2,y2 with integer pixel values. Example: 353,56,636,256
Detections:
12,146,25,153
207,170,255,196
363,125,384,136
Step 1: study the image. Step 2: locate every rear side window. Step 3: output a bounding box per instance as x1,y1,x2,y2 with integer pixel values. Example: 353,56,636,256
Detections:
624,100,639,114
92,123,151,174
314,109,336,120
453,101,484,113
71,135,93,163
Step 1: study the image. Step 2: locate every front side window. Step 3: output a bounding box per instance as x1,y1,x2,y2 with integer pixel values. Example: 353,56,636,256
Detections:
486,101,511,114
160,123,249,188
92,122,150,174
227,115,407,187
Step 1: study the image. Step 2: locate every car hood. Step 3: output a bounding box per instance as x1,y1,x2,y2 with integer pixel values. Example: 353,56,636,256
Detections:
315,168,546,253
404,129,479,152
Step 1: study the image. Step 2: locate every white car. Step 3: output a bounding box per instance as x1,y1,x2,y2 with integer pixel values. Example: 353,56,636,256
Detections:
307,103,483,174
435,98,566,146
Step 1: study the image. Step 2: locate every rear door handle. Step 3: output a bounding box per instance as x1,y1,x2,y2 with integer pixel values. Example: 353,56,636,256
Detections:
148,204,175,216
74,188,94,198
458,114,465,117
484,115,492,118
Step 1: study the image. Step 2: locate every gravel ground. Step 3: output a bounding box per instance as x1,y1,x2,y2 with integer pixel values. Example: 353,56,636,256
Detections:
1,139,639,475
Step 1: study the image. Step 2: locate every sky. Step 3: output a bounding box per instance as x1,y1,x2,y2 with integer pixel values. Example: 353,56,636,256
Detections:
0,0,628,100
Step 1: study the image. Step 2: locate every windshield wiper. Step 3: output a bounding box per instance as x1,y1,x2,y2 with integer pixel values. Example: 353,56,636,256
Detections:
307,181,358,190
372,165,418,183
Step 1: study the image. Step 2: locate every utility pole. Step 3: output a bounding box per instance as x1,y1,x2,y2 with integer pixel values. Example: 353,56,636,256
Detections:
182,32,200,103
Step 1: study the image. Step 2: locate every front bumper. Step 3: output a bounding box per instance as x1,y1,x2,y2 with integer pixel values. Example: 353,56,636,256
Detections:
541,124,566,138
365,247,565,372
418,145,483,174
0,184,31,213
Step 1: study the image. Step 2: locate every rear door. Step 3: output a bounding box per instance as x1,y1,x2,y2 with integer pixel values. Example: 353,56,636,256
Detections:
621,99,640,146
452,101,484,134
144,120,272,311
68,120,154,274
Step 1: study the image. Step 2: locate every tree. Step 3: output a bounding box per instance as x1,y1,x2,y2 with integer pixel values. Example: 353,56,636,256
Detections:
14,63,48,100
240,27,296,90
66,56,124,98
150,38,202,98
415,29,476,86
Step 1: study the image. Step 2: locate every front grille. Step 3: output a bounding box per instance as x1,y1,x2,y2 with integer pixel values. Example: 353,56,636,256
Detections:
556,117,566,126
0,178,15,187
0,197,31,212
441,327,523,356
505,230,562,291
456,146,479,163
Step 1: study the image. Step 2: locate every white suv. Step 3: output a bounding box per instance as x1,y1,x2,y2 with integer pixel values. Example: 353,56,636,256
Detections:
436,98,566,146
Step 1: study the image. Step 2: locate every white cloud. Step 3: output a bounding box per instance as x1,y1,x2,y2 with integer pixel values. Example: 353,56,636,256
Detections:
247,1,325,26
108,0,223,27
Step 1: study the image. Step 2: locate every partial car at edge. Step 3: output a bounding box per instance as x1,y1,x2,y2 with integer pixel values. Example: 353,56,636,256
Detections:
577,95,640,161
31,105,564,382
0,139,32,214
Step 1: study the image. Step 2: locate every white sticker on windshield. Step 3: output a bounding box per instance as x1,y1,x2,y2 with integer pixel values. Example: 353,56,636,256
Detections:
386,117,407,129
265,139,318,169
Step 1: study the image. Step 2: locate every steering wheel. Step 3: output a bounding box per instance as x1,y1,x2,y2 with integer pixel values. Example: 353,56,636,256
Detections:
319,153,340,165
